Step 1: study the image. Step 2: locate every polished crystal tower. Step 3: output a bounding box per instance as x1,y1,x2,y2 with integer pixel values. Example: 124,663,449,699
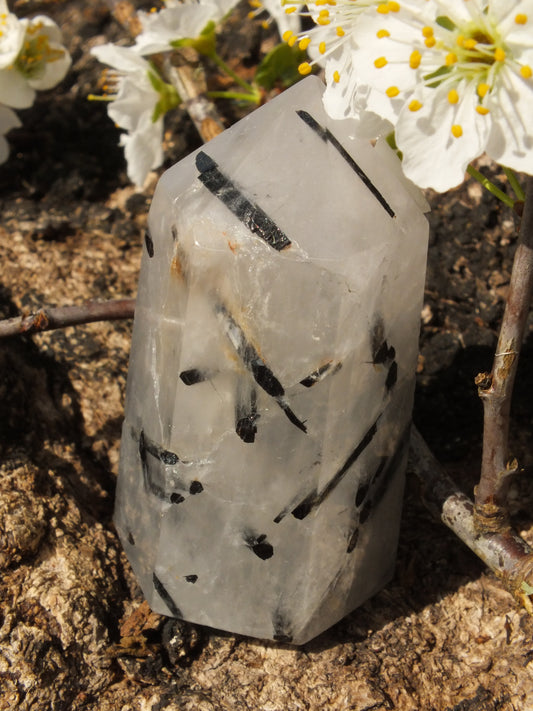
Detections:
116,76,429,644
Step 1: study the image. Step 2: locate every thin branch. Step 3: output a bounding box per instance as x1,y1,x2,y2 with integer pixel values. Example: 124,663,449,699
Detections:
410,426,533,613
0,299,135,339
467,165,515,209
163,50,225,143
474,176,533,528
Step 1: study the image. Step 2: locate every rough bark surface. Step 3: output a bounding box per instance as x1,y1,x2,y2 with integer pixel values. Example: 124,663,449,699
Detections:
1,2,533,710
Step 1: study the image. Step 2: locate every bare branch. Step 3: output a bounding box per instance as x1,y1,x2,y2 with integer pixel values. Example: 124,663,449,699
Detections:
410,426,533,613
474,176,533,526
0,299,136,339
163,51,225,143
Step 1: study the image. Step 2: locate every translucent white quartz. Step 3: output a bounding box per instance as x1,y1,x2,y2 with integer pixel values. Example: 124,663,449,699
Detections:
116,76,429,644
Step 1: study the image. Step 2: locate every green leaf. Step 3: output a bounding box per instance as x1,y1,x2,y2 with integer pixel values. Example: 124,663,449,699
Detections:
254,43,306,91
386,131,403,161
199,20,216,37
170,37,194,49
148,70,181,123
147,67,166,93
436,15,456,31
521,581,533,595
169,21,217,55
423,64,451,88
386,131,397,151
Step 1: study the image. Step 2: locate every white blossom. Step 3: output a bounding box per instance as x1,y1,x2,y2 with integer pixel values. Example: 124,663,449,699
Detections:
346,0,533,189
287,0,533,190
0,14,71,109
0,0,25,69
133,0,239,56
91,43,176,186
248,0,301,38
280,0,406,78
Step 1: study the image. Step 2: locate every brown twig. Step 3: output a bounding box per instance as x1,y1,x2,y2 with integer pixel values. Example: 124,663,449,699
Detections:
474,176,533,530
0,299,136,338
410,426,533,613
163,51,225,143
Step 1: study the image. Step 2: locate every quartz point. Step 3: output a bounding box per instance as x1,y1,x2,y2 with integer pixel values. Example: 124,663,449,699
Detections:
116,76,429,645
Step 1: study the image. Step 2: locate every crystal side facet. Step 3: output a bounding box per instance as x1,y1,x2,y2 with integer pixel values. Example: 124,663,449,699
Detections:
116,76,429,645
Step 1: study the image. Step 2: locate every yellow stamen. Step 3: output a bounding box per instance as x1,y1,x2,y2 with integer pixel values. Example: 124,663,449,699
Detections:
299,37,311,50
386,86,400,97
388,1,400,11
409,50,421,69
333,70,340,83
288,35,297,47
377,3,390,14
515,13,527,24
421,26,433,38
409,99,422,112
477,82,489,97
451,124,463,138
445,52,457,66
285,5,296,12
298,62,312,75
456,35,464,48
282,30,293,41
377,29,390,38
319,41,326,54
447,89,459,104
494,48,506,61
316,17,331,25
476,106,490,115
374,56,387,68
261,19,269,28
520,65,532,79
336,26,345,37
249,0,262,7
425,37,436,48
318,9,330,17
463,38,477,49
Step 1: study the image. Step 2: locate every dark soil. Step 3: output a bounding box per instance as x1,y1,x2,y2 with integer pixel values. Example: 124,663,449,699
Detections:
1,2,533,710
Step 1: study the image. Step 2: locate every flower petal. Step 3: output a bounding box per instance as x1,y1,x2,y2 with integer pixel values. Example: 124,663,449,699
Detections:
491,0,533,38
0,6,25,69
485,65,533,173
134,3,220,54
91,43,149,74
120,115,164,186
261,0,301,37
0,67,35,108
28,41,71,90
396,82,490,190
322,45,393,137
108,75,157,133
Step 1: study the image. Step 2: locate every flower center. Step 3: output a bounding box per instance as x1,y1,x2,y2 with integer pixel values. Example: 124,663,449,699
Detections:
14,25,65,80
373,10,533,140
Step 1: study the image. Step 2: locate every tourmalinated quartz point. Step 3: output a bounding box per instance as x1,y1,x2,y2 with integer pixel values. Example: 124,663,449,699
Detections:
116,76,429,645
